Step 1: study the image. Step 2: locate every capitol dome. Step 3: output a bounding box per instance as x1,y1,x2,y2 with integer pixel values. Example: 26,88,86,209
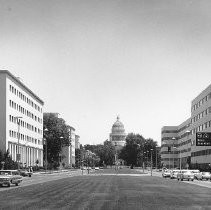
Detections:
112,116,125,133
110,116,126,148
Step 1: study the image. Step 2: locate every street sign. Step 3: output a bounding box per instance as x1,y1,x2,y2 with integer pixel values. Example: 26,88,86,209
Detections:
196,132,211,146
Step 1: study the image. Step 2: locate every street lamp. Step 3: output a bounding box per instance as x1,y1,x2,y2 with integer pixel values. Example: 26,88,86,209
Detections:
185,130,191,169
59,136,64,169
150,149,153,176
172,137,176,169
43,128,48,173
155,146,158,171
15,116,22,170
114,142,118,171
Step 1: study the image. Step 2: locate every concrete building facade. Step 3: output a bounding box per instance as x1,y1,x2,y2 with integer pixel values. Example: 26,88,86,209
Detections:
0,70,44,167
75,135,80,150
161,84,211,170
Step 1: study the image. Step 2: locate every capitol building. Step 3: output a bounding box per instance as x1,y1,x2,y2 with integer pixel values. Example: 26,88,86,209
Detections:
110,116,126,149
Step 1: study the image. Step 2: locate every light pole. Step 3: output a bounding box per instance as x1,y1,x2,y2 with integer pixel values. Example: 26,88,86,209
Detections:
172,146,177,169
114,142,117,171
172,137,176,169
150,149,153,176
15,116,22,170
185,130,191,169
143,151,146,172
43,128,48,173
155,146,158,171
59,136,64,169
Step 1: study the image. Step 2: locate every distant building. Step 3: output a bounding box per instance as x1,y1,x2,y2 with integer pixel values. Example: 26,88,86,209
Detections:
43,112,77,168
161,84,211,170
75,135,80,149
0,70,44,167
110,116,126,149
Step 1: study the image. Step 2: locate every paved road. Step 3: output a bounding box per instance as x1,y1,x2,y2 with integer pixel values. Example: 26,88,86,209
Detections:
0,168,211,210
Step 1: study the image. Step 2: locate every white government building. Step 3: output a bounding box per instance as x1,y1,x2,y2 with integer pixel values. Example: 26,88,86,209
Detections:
0,70,44,167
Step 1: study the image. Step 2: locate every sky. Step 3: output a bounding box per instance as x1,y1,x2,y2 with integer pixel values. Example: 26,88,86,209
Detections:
1,0,211,146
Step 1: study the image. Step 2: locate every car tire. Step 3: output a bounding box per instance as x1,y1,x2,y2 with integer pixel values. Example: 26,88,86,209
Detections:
192,179,194,181
7,183,10,187
15,183,19,186
181,179,183,181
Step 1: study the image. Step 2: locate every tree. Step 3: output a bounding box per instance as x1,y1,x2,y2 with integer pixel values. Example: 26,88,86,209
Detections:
119,133,158,168
0,150,18,170
83,140,116,167
43,114,70,169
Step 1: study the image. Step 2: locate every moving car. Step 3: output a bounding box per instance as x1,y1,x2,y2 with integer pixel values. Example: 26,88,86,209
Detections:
195,172,211,180
170,170,180,179
177,170,194,181
0,170,22,187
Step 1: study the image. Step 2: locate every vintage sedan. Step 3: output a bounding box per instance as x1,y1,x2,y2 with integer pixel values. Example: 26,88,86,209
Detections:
177,170,194,181
170,170,180,179
162,170,171,178
0,170,22,187
195,172,211,180
19,169,33,177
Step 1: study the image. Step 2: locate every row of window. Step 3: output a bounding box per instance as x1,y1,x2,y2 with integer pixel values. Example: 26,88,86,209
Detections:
9,100,43,124
191,107,211,123
161,130,177,134
9,115,43,135
191,92,211,112
162,119,211,141
191,149,211,157
9,84,42,113
191,120,211,134
161,148,191,155
9,130,42,145
161,131,190,141
177,124,191,133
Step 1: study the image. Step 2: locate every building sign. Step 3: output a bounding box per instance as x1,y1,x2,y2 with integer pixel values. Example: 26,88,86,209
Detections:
196,132,211,146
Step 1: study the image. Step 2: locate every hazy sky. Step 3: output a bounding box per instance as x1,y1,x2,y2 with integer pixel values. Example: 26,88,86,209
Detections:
1,0,211,146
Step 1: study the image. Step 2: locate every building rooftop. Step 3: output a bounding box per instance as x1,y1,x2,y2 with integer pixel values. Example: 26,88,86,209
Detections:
0,70,44,105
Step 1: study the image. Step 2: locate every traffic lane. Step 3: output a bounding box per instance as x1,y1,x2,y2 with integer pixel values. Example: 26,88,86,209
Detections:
1,175,211,209
0,170,82,191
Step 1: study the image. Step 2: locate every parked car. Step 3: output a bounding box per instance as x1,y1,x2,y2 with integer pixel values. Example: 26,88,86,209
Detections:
0,170,22,187
177,170,194,181
190,170,200,179
195,172,211,180
19,169,33,177
170,170,180,179
162,170,171,178
95,167,100,170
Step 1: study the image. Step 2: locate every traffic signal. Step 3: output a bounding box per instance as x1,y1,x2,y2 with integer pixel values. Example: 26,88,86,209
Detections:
168,146,171,152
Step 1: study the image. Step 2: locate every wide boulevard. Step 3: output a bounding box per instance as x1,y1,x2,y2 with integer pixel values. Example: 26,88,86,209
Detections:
0,168,211,210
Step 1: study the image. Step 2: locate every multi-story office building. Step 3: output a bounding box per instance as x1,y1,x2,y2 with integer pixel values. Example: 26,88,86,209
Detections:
161,84,211,170
43,113,77,168
0,70,44,167
75,135,80,149
62,126,76,167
